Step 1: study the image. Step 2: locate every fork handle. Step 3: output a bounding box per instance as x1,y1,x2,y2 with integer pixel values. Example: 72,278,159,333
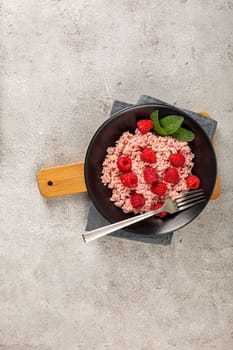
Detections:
82,208,163,243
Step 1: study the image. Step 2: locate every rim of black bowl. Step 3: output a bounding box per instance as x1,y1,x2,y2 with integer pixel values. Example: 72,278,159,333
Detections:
84,103,217,235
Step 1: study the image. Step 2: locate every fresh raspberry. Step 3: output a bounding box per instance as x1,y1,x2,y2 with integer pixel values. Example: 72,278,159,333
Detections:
130,193,145,209
151,182,167,196
169,153,185,167
152,202,167,218
141,148,157,163
143,166,158,184
186,175,200,189
120,172,138,188
137,119,153,134
164,167,179,184
117,156,132,172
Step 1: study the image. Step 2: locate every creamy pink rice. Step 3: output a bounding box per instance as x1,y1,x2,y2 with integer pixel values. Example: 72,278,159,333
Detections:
101,129,194,214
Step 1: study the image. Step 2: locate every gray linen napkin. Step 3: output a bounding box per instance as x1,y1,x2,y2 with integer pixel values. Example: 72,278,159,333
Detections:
85,95,217,245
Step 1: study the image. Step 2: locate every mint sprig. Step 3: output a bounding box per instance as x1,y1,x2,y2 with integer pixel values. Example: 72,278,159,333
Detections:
160,115,184,135
150,110,167,136
172,127,195,142
150,110,195,142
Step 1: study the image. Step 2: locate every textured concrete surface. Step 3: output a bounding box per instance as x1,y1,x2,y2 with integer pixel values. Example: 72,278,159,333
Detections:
0,0,233,349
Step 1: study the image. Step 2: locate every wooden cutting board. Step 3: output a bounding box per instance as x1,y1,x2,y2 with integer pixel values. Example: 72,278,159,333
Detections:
37,112,221,200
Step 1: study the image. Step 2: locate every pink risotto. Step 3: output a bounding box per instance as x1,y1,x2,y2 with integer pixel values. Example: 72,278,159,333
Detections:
101,129,194,214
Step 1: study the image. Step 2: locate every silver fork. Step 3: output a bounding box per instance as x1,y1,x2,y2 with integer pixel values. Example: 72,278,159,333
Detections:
82,189,206,243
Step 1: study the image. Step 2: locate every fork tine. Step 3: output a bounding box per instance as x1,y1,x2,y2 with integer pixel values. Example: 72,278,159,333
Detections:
177,198,206,211
176,192,205,206
175,189,206,211
176,195,205,207
175,189,204,200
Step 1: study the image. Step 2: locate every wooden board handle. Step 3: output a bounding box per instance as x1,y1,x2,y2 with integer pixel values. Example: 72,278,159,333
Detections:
37,163,86,198
37,112,221,200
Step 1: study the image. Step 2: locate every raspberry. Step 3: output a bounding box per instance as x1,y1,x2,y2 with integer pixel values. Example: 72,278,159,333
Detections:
143,166,158,184
186,175,200,189
169,153,185,167
141,148,157,163
152,202,167,218
137,119,153,134
151,182,167,196
117,156,132,172
130,193,145,209
120,172,138,188
164,167,179,184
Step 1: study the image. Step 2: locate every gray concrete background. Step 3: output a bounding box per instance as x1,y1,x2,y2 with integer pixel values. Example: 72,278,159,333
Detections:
0,0,233,349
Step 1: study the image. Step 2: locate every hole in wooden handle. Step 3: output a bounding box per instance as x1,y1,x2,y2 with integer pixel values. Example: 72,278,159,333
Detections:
37,162,87,198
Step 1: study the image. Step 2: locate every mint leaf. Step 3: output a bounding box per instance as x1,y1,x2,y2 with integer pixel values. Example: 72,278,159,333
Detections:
160,115,184,135
150,110,167,136
172,127,195,142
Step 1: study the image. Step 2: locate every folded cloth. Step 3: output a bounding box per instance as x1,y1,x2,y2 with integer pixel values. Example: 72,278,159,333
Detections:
85,95,217,245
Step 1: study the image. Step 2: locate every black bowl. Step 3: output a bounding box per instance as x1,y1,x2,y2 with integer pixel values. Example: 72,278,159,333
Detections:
84,104,217,235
